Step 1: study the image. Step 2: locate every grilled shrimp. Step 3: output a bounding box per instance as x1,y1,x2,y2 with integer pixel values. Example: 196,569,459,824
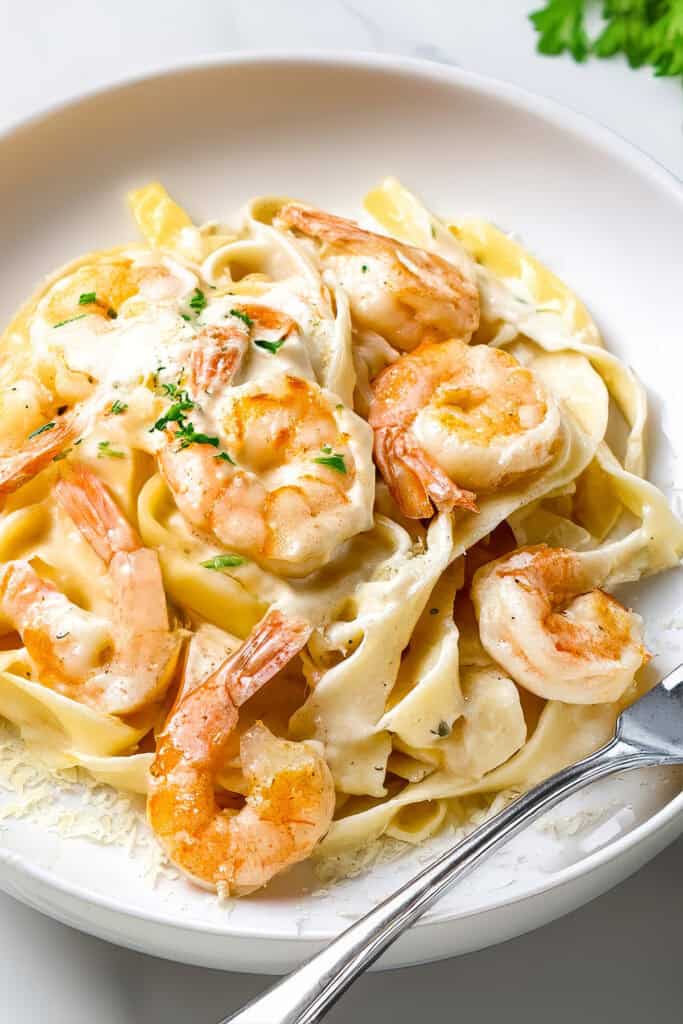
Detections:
275,203,479,350
368,338,562,518
155,326,375,576
148,609,335,894
471,544,648,704
0,464,179,714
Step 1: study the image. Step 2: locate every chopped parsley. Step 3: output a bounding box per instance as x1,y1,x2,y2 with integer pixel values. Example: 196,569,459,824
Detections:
189,288,207,315
53,314,87,329
254,338,285,354
52,449,72,463
110,400,128,415
78,291,97,305
361,264,368,273
175,423,219,450
214,451,235,464
230,308,254,328
313,446,347,474
97,441,125,459
150,379,219,450
200,553,246,570
152,389,195,432
180,313,191,322
28,421,56,440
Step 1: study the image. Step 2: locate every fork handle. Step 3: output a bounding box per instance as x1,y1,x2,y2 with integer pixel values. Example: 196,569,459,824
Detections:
221,739,673,1024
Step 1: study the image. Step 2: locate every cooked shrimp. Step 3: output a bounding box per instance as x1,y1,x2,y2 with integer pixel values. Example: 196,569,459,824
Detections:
368,339,562,518
275,203,479,350
0,464,179,714
38,254,196,328
187,306,299,393
148,609,335,893
0,414,79,497
471,544,648,704
156,368,374,577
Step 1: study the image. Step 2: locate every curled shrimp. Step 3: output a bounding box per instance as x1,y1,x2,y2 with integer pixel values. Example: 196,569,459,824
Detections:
0,464,180,714
185,304,299,392
471,544,648,704
148,609,335,893
368,338,562,519
275,203,480,350
156,336,375,575
0,414,79,498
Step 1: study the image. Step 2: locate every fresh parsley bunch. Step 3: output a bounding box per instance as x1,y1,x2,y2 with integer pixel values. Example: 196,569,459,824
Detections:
530,0,683,82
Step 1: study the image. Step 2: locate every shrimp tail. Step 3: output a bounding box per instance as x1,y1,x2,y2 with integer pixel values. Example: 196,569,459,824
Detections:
374,426,478,519
188,325,250,393
0,417,78,498
223,608,312,707
276,202,369,248
55,463,140,563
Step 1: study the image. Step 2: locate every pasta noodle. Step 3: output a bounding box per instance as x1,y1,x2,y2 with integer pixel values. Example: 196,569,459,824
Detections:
0,178,680,894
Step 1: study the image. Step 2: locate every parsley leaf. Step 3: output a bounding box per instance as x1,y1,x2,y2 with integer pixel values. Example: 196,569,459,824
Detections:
313,449,347,474
230,308,254,328
175,423,219,450
530,0,683,86
28,421,55,440
53,314,87,329
200,553,246,570
97,441,125,459
52,448,72,463
189,288,207,315
78,291,97,305
530,0,590,61
214,451,235,463
110,400,128,415
650,1,683,77
254,338,285,354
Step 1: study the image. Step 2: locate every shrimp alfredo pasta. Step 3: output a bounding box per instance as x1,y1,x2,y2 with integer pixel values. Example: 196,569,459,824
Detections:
0,178,681,896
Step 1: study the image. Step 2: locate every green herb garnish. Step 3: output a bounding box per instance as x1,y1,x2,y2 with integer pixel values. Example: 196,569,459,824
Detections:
361,264,368,272
97,441,125,459
313,448,347,474
28,421,56,440
530,1,683,83
110,400,128,415
52,449,72,463
230,308,254,328
174,423,219,450
189,288,207,315
78,291,97,305
254,338,285,354
214,451,235,463
53,314,87,329
200,553,246,570
180,313,191,322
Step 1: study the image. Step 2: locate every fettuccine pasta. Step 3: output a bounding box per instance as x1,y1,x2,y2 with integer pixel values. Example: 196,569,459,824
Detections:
0,179,680,895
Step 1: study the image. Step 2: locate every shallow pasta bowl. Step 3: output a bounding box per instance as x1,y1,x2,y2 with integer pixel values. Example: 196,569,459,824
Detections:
0,52,681,973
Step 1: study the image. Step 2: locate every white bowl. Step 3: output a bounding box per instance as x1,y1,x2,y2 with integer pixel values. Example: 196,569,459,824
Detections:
0,53,681,974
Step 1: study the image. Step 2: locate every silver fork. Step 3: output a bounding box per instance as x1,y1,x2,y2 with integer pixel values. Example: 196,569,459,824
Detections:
222,664,683,1024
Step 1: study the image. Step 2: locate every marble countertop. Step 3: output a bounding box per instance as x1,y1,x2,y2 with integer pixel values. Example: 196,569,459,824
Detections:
1,2,681,1022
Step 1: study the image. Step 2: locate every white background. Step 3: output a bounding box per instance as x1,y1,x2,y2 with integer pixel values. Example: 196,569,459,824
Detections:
1,2,681,1021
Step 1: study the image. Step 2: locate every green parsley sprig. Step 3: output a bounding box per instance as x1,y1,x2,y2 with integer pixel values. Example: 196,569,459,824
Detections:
313,445,347,474
530,1,683,85
150,379,221,452
200,553,246,570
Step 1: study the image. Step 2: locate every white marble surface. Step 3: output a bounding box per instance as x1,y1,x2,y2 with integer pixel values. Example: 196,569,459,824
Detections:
1,2,682,1022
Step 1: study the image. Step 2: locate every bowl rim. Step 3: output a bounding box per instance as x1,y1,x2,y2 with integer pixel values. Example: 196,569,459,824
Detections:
0,48,681,942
